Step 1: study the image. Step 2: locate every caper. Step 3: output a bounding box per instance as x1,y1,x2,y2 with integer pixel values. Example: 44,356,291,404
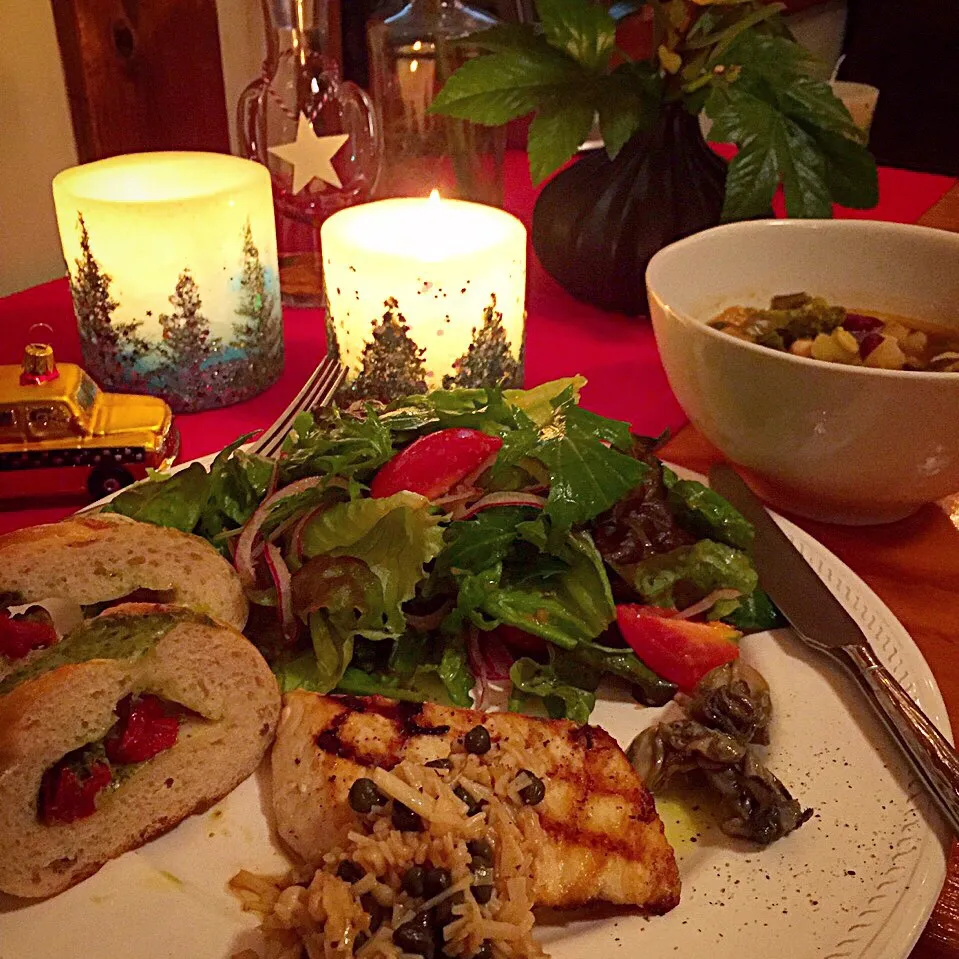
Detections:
464,725,491,755
403,864,426,897
392,801,424,832
467,838,493,866
432,891,464,928
335,859,366,883
425,757,453,771
471,940,493,959
472,883,493,905
348,777,385,814
423,867,452,899
453,784,485,817
392,914,435,958
517,770,546,805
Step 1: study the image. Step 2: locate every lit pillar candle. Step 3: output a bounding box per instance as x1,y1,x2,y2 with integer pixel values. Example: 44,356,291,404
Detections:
53,152,284,413
321,192,527,402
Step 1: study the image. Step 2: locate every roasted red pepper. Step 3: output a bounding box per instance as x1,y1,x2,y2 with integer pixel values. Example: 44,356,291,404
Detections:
104,694,180,765
41,760,113,824
370,428,503,500
616,604,741,693
0,609,57,661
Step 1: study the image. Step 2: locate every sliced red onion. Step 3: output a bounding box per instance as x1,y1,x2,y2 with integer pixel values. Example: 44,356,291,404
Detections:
467,629,490,709
459,450,501,491
482,634,515,682
291,503,327,562
673,588,742,622
433,485,482,509
459,491,547,520
264,542,297,643
234,477,327,589
405,601,453,633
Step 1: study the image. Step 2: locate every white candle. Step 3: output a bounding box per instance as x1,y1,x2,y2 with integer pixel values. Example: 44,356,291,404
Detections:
321,192,527,402
53,152,283,413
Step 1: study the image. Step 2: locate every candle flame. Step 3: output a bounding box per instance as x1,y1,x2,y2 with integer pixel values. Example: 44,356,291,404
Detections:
428,189,440,204
410,59,418,73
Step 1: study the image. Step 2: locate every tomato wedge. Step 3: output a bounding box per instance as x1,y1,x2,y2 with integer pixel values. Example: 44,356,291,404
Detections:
370,428,503,500
616,604,741,693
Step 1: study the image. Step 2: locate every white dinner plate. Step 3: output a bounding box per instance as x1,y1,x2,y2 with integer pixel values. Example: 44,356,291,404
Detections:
0,463,949,959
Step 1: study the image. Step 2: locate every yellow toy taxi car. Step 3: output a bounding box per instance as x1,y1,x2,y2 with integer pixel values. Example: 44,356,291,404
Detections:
1,344,178,501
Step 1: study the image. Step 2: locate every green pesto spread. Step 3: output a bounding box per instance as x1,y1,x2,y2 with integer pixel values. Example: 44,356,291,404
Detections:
0,609,210,696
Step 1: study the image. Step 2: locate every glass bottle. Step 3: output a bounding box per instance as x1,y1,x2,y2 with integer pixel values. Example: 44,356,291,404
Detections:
367,0,506,206
238,0,381,307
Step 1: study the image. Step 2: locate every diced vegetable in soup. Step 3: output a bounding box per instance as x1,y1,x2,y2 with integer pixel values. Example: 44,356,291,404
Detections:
709,293,959,371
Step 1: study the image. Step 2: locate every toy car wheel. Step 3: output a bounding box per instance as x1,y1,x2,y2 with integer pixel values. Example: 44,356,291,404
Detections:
88,465,135,500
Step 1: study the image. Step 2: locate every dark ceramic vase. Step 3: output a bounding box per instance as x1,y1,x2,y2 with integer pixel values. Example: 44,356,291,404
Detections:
531,102,727,316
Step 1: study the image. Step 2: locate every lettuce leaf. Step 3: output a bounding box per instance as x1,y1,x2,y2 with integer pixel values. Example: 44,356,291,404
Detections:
509,657,596,723
101,461,211,532
619,539,759,608
721,587,783,631
662,469,754,551
300,492,445,634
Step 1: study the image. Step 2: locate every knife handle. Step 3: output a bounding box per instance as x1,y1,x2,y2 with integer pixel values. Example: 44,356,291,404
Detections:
840,643,959,835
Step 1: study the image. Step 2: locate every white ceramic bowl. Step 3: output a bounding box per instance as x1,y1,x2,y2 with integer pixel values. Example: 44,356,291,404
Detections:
647,219,959,524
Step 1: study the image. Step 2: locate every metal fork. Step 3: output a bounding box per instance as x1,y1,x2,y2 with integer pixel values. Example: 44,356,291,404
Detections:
248,356,346,460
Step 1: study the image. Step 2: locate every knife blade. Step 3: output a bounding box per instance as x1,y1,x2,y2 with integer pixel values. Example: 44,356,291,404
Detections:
707,464,863,650
709,462,959,835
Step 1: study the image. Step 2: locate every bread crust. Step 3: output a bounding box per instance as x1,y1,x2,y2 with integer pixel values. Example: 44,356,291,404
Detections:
0,604,280,898
0,514,247,634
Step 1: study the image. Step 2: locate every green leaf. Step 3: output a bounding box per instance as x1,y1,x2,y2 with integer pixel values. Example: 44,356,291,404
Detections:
555,642,677,706
439,506,540,577
439,635,475,707
662,470,754,550
528,96,596,185
721,587,783,630
306,611,355,692
301,491,445,634
100,462,211,532
536,398,647,529
509,657,596,723
535,0,617,71
199,437,274,540
429,49,583,125
598,64,663,160
618,538,758,607
504,376,587,426
336,666,450,703
799,126,878,210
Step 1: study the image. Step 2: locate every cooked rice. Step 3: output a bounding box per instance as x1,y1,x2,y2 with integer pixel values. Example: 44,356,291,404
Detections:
230,740,549,959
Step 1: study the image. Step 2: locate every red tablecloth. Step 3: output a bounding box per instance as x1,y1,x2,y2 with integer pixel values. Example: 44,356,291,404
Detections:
1,152,955,534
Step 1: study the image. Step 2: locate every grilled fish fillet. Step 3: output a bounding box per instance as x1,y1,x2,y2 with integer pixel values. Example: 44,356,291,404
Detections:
272,691,680,913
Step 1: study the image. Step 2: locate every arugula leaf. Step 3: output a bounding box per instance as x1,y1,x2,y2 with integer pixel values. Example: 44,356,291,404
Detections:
279,406,395,485
535,0,616,72
509,657,596,723
619,538,758,607
537,398,647,528
662,470,754,550
439,635,475,707
439,506,539,577
101,462,210,532
301,492,445,635
336,666,450,703
429,46,584,125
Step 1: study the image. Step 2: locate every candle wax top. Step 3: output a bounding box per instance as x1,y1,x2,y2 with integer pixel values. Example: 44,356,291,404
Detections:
322,196,527,262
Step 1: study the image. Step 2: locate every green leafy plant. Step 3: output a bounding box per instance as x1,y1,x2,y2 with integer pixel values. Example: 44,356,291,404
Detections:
430,0,878,219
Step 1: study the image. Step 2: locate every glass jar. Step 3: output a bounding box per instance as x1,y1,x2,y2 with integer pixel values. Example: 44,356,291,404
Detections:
238,0,381,307
368,0,506,206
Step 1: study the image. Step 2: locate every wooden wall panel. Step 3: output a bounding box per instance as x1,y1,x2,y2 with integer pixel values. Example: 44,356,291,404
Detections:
51,0,231,162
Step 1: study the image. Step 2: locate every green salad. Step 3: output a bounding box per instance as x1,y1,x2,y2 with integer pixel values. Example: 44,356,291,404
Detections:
103,378,779,721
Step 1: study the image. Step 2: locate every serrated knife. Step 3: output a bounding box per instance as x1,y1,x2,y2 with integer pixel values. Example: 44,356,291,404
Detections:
710,462,959,835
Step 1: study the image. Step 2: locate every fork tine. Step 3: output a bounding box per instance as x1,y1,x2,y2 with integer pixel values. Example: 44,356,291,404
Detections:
253,358,345,459
248,357,342,458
